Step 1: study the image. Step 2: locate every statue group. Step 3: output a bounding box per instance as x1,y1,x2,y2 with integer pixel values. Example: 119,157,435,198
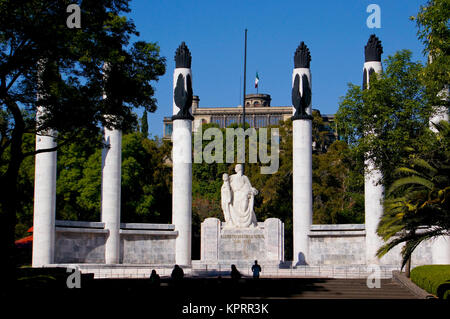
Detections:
221,164,259,228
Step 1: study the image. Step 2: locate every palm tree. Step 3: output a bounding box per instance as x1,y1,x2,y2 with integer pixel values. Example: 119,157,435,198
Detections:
377,121,450,276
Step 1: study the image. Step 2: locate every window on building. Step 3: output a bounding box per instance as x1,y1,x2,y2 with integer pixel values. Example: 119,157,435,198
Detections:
226,116,238,127
269,115,282,126
164,123,173,137
211,116,225,128
255,115,267,128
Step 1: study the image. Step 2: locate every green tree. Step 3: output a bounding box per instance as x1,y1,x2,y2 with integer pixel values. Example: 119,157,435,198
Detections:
0,0,166,278
56,131,102,222
372,0,449,272
336,50,432,186
411,0,450,105
141,110,149,138
313,141,364,224
377,122,450,274
121,132,172,223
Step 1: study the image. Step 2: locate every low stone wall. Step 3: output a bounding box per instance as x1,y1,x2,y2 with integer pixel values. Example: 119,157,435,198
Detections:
309,224,366,265
200,218,284,263
308,224,435,267
54,221,177,265
55,221,108,263
120,223,177,264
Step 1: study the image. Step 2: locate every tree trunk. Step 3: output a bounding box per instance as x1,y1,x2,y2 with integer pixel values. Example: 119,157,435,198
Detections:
405,256,411,278
0,174,19,286
0,100,25,288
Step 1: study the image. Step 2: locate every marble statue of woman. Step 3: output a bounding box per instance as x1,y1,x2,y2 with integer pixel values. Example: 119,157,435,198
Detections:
221,164,258,228
221,173,233,227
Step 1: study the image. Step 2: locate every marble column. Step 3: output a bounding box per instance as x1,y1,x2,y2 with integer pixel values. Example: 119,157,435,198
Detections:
292,42,313,265
363,34,384,264
32,107,57,267
429,83,449,132
172,42,194,266
429,73,450,263
32,60,57,267
101,125,122,264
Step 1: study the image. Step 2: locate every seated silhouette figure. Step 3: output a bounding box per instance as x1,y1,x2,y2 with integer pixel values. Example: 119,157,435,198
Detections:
171,264,184,281
230,264,241,281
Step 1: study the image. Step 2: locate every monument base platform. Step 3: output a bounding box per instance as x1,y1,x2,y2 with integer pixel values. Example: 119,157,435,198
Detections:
44,263,401,279
200,218,284,263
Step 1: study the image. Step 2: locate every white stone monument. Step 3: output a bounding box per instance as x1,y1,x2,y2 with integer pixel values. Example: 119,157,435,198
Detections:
100,63,123,265
200,165,284,263
172,42,194,267
362,34,385,264
221,164,258,229
291,42,313,265
32,61,57,267
101,125,122,264
428,57,450,264
32,106,57,267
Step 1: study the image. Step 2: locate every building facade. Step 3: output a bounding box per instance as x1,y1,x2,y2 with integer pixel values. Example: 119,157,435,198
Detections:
163,93,336,141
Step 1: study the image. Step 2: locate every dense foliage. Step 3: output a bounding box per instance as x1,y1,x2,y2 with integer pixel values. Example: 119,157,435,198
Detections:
377,122,450,268
0,0,166,277
338,0,449,269
336,50,432,186
13,129,172,240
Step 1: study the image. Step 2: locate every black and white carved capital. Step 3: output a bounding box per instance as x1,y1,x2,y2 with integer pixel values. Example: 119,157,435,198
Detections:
365,34,383,62
294,42,311,69
175,42,192,69
291,73,312,121
172,73,194,121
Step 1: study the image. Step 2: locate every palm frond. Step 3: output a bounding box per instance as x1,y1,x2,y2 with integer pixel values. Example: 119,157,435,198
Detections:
410,158,438,175
388,176,434,194
393,167,423,177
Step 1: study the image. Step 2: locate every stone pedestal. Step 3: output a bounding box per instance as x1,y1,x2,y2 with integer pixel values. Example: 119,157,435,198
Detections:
200,218,284,263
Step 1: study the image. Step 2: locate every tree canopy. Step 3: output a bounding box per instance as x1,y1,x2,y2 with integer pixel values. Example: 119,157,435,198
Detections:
0,0,166,277
336,50,432,185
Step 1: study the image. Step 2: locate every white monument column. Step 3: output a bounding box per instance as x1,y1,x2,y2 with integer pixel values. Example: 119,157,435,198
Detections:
32,60,57,267
172,42,194,266
32,108,57,267
428,54,449,132
100,62,122,264
292,42,313,265
428,66,450,263
101,125,122,264
363,35,385,264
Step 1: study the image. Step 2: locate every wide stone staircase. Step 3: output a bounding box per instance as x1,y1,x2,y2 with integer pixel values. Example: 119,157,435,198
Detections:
241,278,419,299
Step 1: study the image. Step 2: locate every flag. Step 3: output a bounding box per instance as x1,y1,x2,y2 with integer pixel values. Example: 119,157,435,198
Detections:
254,72,259,88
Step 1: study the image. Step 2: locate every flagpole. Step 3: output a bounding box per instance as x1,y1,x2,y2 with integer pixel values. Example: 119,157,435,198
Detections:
242,28,247,172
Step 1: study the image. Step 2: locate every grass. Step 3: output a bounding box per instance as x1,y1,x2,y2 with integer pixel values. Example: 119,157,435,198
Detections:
410,265,450,299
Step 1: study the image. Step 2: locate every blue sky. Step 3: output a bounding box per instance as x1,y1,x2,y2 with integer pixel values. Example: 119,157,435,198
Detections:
127,0,429,138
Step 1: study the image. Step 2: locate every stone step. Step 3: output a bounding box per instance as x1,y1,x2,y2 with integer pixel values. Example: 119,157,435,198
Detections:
238,279,418,299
